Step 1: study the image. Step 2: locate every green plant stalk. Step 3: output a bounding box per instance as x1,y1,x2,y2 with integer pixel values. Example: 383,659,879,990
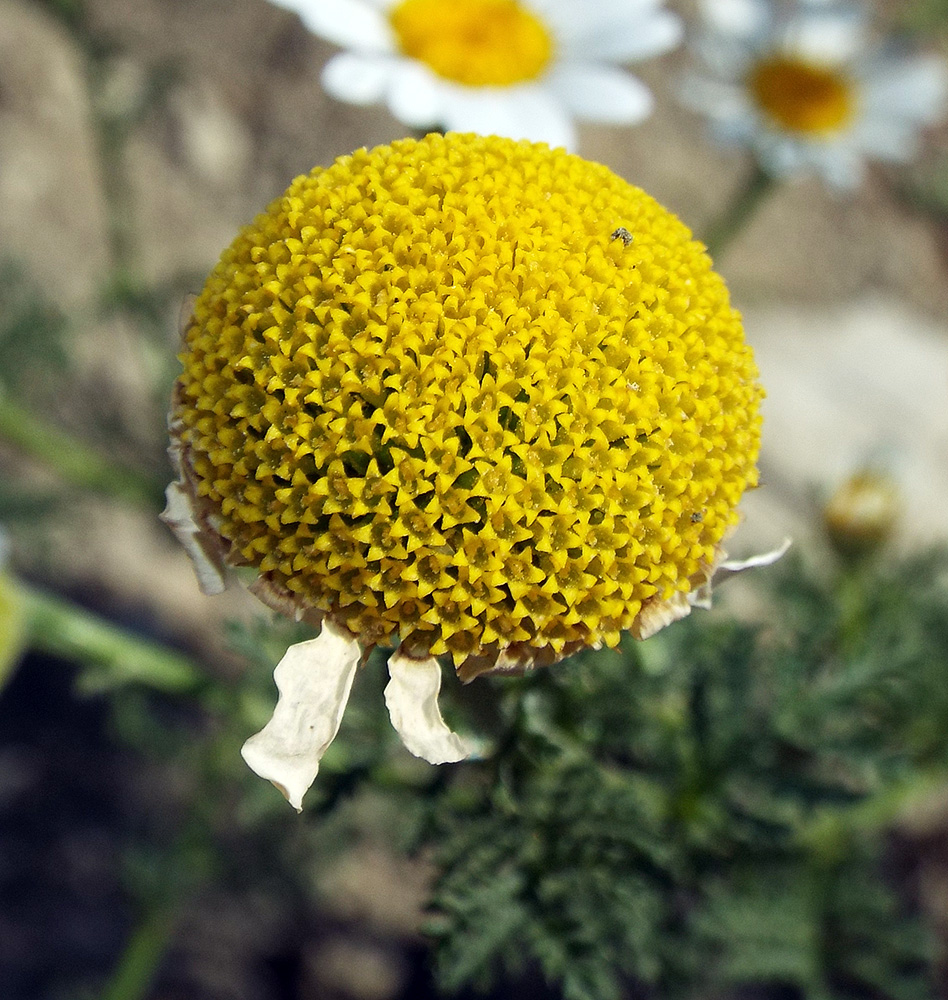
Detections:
99,903,177,1000
0,394,167,509
702,163,778,260
18,580,204,693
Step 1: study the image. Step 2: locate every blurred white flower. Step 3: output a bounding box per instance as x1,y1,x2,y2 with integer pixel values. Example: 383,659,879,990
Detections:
269,0,683,150
682,0,948,189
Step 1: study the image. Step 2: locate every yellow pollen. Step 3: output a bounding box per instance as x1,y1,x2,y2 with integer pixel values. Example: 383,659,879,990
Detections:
749,56,854,135
389,0,553,87
172,133,763,669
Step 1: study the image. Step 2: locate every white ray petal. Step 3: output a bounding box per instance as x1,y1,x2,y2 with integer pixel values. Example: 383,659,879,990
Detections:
542,0,669,42
322,52,397,104
386,62,445,127
849,116,920,162
560,10,683,63
442,87,576,150
697,0,768,38
719,537,792,573
160,481,227,595
780,8,867,65
268,0,395,53
859,54,948,124
384,649,473,764
241,621,361,811
546,64,653,124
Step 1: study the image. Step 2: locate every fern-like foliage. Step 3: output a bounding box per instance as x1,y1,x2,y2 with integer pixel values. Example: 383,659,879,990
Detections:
419,548,948,1000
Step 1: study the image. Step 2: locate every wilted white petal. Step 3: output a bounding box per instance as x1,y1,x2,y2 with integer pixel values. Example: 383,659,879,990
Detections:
322,52,397,104
631,590,692,640
241,621,361,811
719,537,793,574
546,65,654,124
384,649,472,764
268,0,395,53
160,481,228,595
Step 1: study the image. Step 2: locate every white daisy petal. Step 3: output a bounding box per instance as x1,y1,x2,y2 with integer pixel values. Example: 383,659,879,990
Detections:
386,62,445,128
850,117,921,162
443,88,576,150
779,7,867,65
697,0,768,38
860,54,948,124
546,65,654,124
680,73,749,119
268,0,395,54
384,649,472,764
240,621,361,812
561,10,683,63
322,52,397,104
811,143,865,191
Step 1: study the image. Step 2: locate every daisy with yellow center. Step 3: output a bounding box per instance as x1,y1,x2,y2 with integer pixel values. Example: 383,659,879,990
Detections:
162,133,769,809
267,0,682,150
682,0,947,188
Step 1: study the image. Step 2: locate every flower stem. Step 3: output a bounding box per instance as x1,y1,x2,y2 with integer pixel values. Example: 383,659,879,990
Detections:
701,163,778,261
17,580,205,694
99,903,177,1000
0,394,167,509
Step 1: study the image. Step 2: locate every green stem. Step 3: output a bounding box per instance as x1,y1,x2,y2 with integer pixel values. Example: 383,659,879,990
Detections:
0,394,167,509
18,580,205,693
100,903,177,1000
702,163,778,260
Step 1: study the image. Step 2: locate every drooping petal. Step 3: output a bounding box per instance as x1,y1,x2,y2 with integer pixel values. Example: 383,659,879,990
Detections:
268,0,396,53
546,64,654,124
630,590,692,640
718,537,792,574
160,481,228,595
241,621,361,811
384,649,472,764
322,52,398,105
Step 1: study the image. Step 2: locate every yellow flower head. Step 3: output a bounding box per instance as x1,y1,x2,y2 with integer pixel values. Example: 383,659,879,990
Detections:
167,133,762,679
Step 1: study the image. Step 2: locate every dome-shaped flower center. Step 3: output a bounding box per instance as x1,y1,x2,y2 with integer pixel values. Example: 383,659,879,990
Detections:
749,56,854,134
389,0,553,87
173,134,762,668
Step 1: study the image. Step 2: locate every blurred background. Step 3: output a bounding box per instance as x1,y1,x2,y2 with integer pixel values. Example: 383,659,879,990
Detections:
1,0,947,998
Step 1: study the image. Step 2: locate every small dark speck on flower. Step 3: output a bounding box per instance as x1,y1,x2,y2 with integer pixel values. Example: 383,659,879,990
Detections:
611,227,634,246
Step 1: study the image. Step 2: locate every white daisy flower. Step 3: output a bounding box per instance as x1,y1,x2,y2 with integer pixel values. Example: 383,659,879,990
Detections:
682,0,948,189
269,0,683,150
